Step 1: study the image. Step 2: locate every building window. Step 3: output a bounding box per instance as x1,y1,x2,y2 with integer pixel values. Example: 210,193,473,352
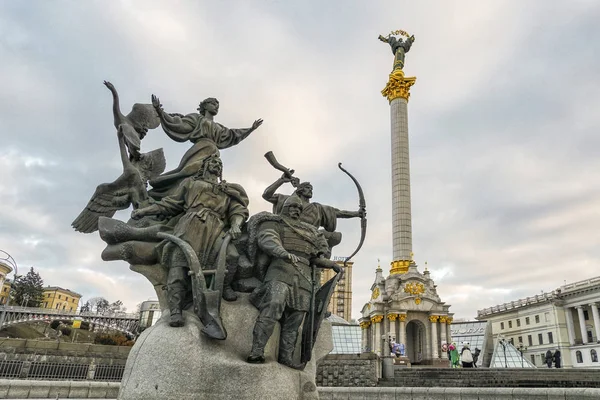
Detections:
535,315,540,323
500,322,504,330
518,336,523,343
591,350,598,363
584,310,589,320
516,319,521,327
576,351,583,363
587,330,593,342
548,332,553,344
58,295,62,300
56,304,59,309
508,321,513,328
530,355,536,365
538,333,543,345
528,335,533,346
526,317,530,325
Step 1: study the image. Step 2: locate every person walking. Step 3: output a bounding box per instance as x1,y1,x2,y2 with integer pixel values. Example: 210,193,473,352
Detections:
545,350,553,368
461,342,474,368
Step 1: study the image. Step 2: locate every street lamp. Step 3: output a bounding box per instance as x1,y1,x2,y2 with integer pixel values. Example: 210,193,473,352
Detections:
516,343,528,368
0,250,19,329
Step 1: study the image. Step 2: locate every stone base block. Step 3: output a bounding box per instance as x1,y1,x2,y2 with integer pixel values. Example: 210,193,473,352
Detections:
118,293,332,400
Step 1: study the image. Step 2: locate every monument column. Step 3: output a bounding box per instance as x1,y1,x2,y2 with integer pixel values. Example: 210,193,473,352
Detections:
446,317,453,345
576,306,588,344
564,307,576,345
429,315,439,359
398,314,407,348
387,313,398,342
371,315,384,356
590,303,600,342
439,316,448,357
381,61,416,276
360,321,371,351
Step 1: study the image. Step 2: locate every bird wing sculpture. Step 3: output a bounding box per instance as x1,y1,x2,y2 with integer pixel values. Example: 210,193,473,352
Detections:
71,176,135,233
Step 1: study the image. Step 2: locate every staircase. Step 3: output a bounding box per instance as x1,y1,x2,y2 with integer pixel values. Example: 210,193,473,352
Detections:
379,368,600,388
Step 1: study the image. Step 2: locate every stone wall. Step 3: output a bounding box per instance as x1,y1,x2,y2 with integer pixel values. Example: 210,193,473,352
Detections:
316,353,378,387
0,338,130,364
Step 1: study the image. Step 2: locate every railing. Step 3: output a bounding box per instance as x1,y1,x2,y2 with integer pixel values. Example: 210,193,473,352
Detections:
0,360,125,381
477,292,557,317
0,305,137,319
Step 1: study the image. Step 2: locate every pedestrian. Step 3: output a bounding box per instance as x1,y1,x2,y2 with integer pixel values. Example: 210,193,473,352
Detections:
461,342,474,368
472,348,481,368
449,342,460,368
545,350,553,368
553,349,561,368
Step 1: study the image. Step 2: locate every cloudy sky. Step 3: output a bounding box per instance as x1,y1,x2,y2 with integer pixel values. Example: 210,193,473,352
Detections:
1,0,600,320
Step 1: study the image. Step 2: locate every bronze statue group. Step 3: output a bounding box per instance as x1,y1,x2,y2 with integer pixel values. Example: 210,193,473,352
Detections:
72,82,366,370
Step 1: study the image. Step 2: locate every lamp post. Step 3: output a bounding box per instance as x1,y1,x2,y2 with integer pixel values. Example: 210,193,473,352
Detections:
0,250,18,329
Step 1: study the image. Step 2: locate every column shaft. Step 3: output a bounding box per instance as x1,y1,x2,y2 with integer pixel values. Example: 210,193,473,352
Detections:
390,98,412,262
591,304,600,342
564,307,576,345
577,306,588,344
399,319,406,348
430,320,439,359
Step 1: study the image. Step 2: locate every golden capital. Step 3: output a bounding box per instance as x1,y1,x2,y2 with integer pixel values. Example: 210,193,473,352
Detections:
382,70,416,103
359,321,371,329
439,316,448,323
371,315,384,324
398,314,407,322
446,317,453,325
390,259,411,275
387,313,399,321
429,315,439,323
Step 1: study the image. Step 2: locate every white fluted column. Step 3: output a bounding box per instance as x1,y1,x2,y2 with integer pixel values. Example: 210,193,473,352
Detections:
387,314,398,343
372,315,384,356
430,315,439,359
440,316,448,358
360,321,369,352
590,304,600,343
564,307,576,345
576,306,588,344
398,315,406,348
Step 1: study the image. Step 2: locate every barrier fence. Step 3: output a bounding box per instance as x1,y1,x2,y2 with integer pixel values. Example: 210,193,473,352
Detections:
0,360,124,382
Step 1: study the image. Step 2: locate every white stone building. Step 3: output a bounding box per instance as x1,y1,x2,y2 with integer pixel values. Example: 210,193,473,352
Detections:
477,276,600,368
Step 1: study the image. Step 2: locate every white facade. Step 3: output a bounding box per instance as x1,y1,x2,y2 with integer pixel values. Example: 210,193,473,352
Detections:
477,276,600,368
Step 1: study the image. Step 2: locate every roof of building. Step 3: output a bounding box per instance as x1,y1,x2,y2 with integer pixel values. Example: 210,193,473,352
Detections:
43,286,82,298
477,275,600,318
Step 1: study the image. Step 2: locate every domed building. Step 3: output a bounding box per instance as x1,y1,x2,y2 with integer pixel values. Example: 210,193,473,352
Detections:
359,261,452,366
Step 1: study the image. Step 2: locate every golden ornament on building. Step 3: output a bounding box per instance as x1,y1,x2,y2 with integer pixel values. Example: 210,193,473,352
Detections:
371,287,380,300
398,314,407,322
387,313,399,321
381,70,416,103
429,315,439,323
390,259,411,275
439,316,448,323
359,321,371,329
414,298,422,305
371,315,384,324
446,317,453,325
404,282,425,296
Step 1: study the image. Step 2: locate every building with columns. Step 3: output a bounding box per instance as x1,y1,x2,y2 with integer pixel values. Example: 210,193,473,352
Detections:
358,32,453,366
477,276,600,368
359,262,452,366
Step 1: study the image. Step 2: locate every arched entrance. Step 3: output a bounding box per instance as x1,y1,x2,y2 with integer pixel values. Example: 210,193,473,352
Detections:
406,319,426,364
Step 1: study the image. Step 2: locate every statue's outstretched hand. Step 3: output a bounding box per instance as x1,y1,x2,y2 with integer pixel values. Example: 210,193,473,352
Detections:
151,94,163,112
131,209,145,220
252,119,263,130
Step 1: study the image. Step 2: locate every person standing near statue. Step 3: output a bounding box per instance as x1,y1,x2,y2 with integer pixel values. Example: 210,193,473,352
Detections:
545,349,554,368
246,196,340,369
553,349,562,368
132,154,249,328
